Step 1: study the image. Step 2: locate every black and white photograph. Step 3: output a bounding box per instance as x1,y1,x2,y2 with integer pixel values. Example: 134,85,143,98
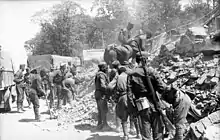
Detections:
0,0,219,140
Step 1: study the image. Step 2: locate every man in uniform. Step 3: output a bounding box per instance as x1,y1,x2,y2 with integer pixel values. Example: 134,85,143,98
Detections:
162,88,191,140
24,67,31,108
127,53,171,140
50,63,68,109
94,62,112,131
14,64,26,113
109,66,141,140
118,22,134,46
28,69,46,121
61,67,78,107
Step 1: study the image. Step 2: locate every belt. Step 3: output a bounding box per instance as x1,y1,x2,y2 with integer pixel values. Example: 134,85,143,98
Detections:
118,92,127,97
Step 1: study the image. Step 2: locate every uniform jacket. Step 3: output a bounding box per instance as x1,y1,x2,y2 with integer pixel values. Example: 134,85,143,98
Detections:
127,66,171,112
29,74,46,97
14,69,25,86
95,71,109,100
118,28,132,45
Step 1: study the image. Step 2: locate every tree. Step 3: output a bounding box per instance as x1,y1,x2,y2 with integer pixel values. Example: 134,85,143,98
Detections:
134,0,182,33
26,0,92,58
91,0,131,46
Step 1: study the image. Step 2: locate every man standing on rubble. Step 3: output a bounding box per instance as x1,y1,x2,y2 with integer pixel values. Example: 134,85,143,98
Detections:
127,53,172,140
118,22,134,46
14,64,26,113
28,68,46,122
94,62,112,131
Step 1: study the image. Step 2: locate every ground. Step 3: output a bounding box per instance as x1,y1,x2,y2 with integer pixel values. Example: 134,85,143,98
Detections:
0,97,141,140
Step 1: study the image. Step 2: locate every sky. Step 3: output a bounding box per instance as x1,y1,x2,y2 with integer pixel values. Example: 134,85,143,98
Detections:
0,0,189,71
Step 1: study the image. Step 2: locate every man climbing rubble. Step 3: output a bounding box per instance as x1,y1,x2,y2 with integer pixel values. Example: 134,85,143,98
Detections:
14,64,26,113
108,65,141,140
162,87,191,140
94,62,112,131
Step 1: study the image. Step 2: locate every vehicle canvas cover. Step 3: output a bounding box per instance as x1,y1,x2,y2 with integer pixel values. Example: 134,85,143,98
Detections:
27,55,80,71
0,50,15,89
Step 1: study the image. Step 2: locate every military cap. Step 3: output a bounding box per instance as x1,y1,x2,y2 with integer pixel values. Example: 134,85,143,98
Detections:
60,63,66,67
118,66,127,73
112,60,120,67
98,62,108,70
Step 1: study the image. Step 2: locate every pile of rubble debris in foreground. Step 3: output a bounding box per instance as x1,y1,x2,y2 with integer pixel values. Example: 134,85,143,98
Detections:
57,62,116,129
152,52,220,140
57,53,219,139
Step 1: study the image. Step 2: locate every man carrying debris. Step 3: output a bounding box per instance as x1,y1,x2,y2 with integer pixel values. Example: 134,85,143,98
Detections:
61,68,77,107
14,64,26,113
109,66,141,140
24,67,32,108
50,63,68,109
162,88,191,140
94,62,112,131
127,53,171,140
28,68,46,122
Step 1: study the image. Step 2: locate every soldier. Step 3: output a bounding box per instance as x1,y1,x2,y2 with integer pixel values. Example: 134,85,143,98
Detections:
109,66,141,140
62,67,78,107
162,88,191,140
108,60,121,132
14,64,26,113
50,63,68,109
94,62,112,131
127,53,171,140
24,67,31,108
118,22,134,46
28,69,46,121
109,60,120,82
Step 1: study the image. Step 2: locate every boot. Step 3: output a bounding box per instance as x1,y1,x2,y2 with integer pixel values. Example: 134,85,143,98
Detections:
129,120,136,135
57,99,63,110
114,116,120,133
134,119,141,138
96,112,103,130
21,103,25,111
17,103,24,113
34,108,45,122
121,122,129,140
101,113,112,131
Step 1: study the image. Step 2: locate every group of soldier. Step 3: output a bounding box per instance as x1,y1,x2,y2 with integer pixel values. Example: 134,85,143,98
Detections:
94,54,191,140
93,22,192,140
13,62,78,121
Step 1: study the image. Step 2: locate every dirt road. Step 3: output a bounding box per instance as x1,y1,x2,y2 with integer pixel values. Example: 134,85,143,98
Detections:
0,98,140,140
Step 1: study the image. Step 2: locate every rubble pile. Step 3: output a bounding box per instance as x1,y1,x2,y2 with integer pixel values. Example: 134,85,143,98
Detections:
153,53,220,116
57,91,97,126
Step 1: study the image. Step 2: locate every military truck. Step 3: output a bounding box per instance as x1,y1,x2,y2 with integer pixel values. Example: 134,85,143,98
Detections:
0,48,15,112
27,54,81,71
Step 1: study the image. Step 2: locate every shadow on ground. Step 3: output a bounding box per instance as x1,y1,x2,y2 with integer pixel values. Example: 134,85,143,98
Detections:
86,134,121,140
19,118,36,122
40,111,49,115
75,123,96,131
